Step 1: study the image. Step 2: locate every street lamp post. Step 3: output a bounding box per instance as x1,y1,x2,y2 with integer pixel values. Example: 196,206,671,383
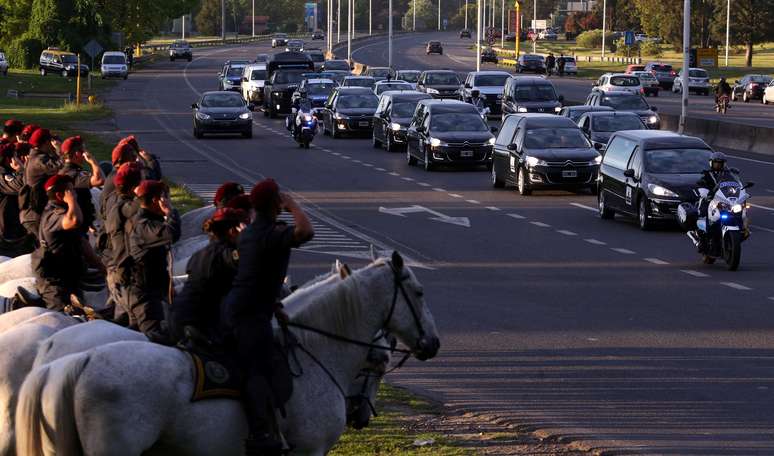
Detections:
251,0,255,37
515,1,520,56
500,0,504,48
724,0,731,67
465,0,468,30
347,0,352,63
413,0,416,31
182,14,186,40
532,0,536,53
438,0,441,30
601,0,607,60
389,0,393,67
221,0,226,41
369,0,372,35
476,0,482,71
337,0,341,43
679,0,690,134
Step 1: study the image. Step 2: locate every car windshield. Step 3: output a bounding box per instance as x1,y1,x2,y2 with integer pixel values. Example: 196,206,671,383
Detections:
307,83,335,95
601,95,649,110
430,113,488,132
651,64,672,72
201,94,244,108
307,53,324,62
337,94,379,109
645,148,712,174
592,115,645,132
689,69,708,78
250,69,267,80
325,61,350,70
429,41,441,46
398,72,420,83
560,57,575,63
226,67,244,77
392,102,419,117
426,73,460,85
274,71,304,84
103,55,125,65
275,34,287,38
370,69,391,77
567,110,589,122
610,76,640,86
61,54,78,64
749,75,772,83
523,55,543,61
288,41,302,47
474,74,509,86
525,128,590,149
377,83,410,93
634,72,656,80
513,84,557,101
174,41,189,48
345,78,374,88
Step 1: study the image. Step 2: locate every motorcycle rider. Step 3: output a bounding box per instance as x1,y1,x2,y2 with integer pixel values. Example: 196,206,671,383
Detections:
288,89,313,138
695,152,745,238
469,89,489,119
714,78,732,109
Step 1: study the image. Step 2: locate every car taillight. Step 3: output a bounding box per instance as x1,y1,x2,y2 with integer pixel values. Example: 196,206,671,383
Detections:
670,71,677,76
640,87,645,94
750,83,759,89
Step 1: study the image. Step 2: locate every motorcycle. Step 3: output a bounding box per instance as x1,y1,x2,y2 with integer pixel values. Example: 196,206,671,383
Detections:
470,99,490,120
678,178,754,271
286,107,317,148
715,94,730,114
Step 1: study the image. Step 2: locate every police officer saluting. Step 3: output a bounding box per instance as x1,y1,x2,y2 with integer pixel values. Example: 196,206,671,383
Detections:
2,120,23,143
21,128,62,239
0,142,25,243
127,180,180,344
31,175,85,311
220,178,314,455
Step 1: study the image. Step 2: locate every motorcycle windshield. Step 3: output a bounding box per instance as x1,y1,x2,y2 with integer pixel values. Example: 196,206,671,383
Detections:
717,180,742,198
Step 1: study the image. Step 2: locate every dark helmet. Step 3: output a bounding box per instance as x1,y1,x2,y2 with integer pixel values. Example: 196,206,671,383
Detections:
471,89,480,98
709,151,727,171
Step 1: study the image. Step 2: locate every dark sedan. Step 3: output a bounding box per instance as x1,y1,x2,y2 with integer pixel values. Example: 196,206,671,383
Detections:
577,111,647,152
192,91,253,139
481,48,498,64
406,100,496,171
585,91,660,129
341,76,376,89
364,67,394,82
321,60,351,72
558,105,614,122
426,41,443,55
491,114,599,194
732,74,772,102
417,70,462,99
321,87,379,138
372,91,432,151
517,54,546,74
460,29,472,38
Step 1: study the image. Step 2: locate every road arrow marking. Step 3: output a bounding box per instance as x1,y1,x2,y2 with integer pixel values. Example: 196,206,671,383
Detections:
379,205,471,227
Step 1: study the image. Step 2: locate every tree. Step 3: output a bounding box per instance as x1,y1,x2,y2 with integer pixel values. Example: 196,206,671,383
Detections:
449,2,476,29
196,0,222,36
26,0,110,50
728,0,774,66
0,0,34,47
401,0,435,31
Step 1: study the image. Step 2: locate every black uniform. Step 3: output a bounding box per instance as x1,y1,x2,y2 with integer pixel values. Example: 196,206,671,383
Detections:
546,55,556,75
221,215,301,436
0,165,25,240
59,162,96,234
99,157,161,222
172,239,239,342
104,193,140,322
31,201,85,310
20,148,61,237
126,207,180,334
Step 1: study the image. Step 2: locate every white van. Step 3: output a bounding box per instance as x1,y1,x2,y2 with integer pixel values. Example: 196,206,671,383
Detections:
101,51,128,79
241,63,268,106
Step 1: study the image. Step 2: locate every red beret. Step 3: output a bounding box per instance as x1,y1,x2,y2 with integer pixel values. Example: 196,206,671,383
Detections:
29,128,52,148
113,162,143,189
118,135,140,151
134,180,168,198
4,119,23,133
61,136,83,155
21,124,40,138
44,174,73,192
211,207,249,225
214,182,244,206
225,194,251,212
249,178,280,210
14,142,31,157
111,142,135,165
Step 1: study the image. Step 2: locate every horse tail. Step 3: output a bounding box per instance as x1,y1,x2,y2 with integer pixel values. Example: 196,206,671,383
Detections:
16,352,91,456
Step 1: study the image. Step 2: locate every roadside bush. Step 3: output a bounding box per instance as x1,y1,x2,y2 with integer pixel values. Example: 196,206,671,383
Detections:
576,29,615,50
640,40,663,58
615,38,640,56
6,37,44,69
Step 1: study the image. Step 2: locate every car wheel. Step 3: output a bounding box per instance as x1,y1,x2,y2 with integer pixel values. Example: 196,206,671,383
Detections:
731,92,737,102
491,165,504,188
764,96,769,105
423,147,434,172
123,75,128,80
406,147,418,166
638,196,653,230
61,69,68,78
193,127,203,139
743,92,749,103
385,133,394,152
372,133,382,148
331,126,340,139
598,192,614,219
517,166,532,195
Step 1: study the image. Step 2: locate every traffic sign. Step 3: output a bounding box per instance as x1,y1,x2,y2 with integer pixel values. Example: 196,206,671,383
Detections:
624,31,635,47
83,39,103,58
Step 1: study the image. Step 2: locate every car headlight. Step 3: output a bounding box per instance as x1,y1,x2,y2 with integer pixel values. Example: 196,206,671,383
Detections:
517,107,528,113
487,137,496,145
429,137,447,147
525,156,547,167
303,114,313,121
196,112,211,120
273,91,283,96
426,88,440,94
647,115,659,124
239,112,251,120
223,80,232,86
647,184,678,198
732,203,743,213
334,113,349,120
591,155,602,165
390,122,402,131
554,106,562,113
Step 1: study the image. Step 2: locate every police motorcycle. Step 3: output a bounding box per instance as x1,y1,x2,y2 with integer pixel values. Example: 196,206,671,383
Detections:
285,89,318,149
468,90,491,120
677,156,753,271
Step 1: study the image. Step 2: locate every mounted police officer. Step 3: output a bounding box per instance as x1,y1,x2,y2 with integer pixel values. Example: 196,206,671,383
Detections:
220,178,314,455
127,180,180,344
21,128,62,239
31,175,85,311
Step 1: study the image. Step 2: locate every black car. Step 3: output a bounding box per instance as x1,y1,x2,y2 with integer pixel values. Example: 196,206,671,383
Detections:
501,76,563,119
169,40,192,62
598,130,713,230
254,54,269,63
292,78,337,110
322,70,350,85
558,105,614,122
39,49,89,77
426,41,443,55
643,62,676,89
460,29,472,38
491,114,598,194
417,70,461,100
732,74,772,102
342,76,376,89
305,50,326,70
481,48,498,64
218,63,247,91
271,33,289,48
406,100,496,171
577,111,647,152
263,52,314,117
321,60,351,72
584,91,660,129
312,30,325,40
517,54,546,74
320,87,380,138
192,91,253,139
372,91,432,151
364,67,394,82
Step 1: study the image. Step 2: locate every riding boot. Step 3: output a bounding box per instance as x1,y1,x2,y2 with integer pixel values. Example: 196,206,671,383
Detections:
243,376,283,455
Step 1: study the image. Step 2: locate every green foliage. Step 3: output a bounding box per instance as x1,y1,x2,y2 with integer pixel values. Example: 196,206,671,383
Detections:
401,0,435,31
449,3,475,30
195,0,222,36
6,37,44,69
576,29,615,50
640,40,663,57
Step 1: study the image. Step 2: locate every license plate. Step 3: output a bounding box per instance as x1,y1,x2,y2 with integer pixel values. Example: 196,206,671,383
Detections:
460,150,474,157
562,170,577,178
358,121,369,127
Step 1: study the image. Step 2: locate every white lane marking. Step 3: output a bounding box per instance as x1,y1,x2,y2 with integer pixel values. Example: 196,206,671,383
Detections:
557,229,577,236
448,193,463,198
402,177,415,181
341,155,351,159
681,269,709,278
585,238,606,245
721,282,752,291
644,258,670,265
752,225,774,233
388,172,400,176
433,188,447,192
507,213,526,219
751,204,774,212
363,163,373,167
726,153,774,166
611,248,636,255
530,221,551,228
375,167,386,171
332,152,341,156
418,182,431,187
571,202,597,212
766,189,774,193
769,297,774,301
352,159,362,163
486,206,501,211
466,199,481,204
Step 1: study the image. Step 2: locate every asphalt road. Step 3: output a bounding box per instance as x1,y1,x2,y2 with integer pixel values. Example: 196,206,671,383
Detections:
107,38,774,454
351,31,774,128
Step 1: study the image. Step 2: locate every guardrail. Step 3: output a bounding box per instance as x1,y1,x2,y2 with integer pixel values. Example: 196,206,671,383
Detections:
139,33,318,53
6,89,72,101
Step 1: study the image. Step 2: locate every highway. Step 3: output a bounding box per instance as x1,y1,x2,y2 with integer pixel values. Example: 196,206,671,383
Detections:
106,37,774,454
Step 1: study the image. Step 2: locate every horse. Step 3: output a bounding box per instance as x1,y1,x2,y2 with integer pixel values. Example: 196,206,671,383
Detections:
16,252,440,456
0,312,76,454
0,308,51,334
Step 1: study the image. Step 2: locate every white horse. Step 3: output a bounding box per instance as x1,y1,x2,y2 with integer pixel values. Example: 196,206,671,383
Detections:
0,312,76,454
17,252,440,456
0,308,52,334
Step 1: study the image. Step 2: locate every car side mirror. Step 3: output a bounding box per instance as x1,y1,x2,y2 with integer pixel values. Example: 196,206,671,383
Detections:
744,181,754,189
490,126,498,133
507,143,518,151
594,142,604,151
650,105,658,112
191,103,198,109
623,169,636,178
558,95,565,102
